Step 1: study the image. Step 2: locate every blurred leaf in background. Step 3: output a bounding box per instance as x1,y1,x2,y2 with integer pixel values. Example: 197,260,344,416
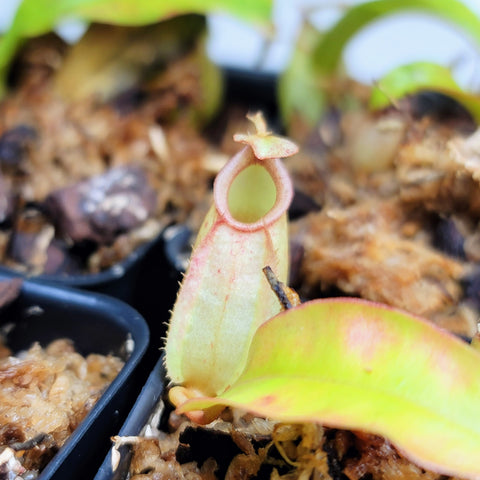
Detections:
0,0,273,96
312,0,480,75
369,61,480,123
280,0,480,134
277,23,327,141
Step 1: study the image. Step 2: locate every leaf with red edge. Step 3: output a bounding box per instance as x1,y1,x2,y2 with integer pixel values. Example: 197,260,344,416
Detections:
178,298,480,479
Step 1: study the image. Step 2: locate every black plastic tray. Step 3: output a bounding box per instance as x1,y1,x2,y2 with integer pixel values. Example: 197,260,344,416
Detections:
0,275,150,480
0,231,164,304
94,357,165,480
0,231,172,347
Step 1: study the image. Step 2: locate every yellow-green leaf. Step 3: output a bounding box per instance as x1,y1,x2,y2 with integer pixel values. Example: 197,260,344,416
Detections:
277,23,326,135
369,61,480,123
0,0,272,96
179,298,480,479
313,0,480,74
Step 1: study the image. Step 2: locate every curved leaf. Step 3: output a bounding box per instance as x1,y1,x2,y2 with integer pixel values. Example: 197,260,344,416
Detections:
277,23,326,135
313,0,480,74
179,298,480,479
369,61,480,122
0,0,272,96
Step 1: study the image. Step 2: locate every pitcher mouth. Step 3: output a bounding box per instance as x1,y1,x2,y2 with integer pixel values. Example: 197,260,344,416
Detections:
213,146,293,233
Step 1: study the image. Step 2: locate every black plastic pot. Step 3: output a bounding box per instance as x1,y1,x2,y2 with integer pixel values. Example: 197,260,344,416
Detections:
0,275,150,480
222,68,279,126
94,357,165,480
0,230,163,304
0,230,174,349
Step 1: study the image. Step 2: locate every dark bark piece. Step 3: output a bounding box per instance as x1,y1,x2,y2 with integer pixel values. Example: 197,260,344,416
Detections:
86,166,157,236
8,230,51,270
8,210,54,271
46,166,157,244
433,216,466,260
0,125,36,169
43,240,83,275
45,184,92,243
0,278,22,310
461,268,480,310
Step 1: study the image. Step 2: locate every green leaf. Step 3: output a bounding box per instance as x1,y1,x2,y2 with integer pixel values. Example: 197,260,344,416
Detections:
51,14,224,123
179,298,480,479
277,23,326,135
313,0,480,74
369,61,480,123
53,16,206,100
280,0,480,132
0,0,272,96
